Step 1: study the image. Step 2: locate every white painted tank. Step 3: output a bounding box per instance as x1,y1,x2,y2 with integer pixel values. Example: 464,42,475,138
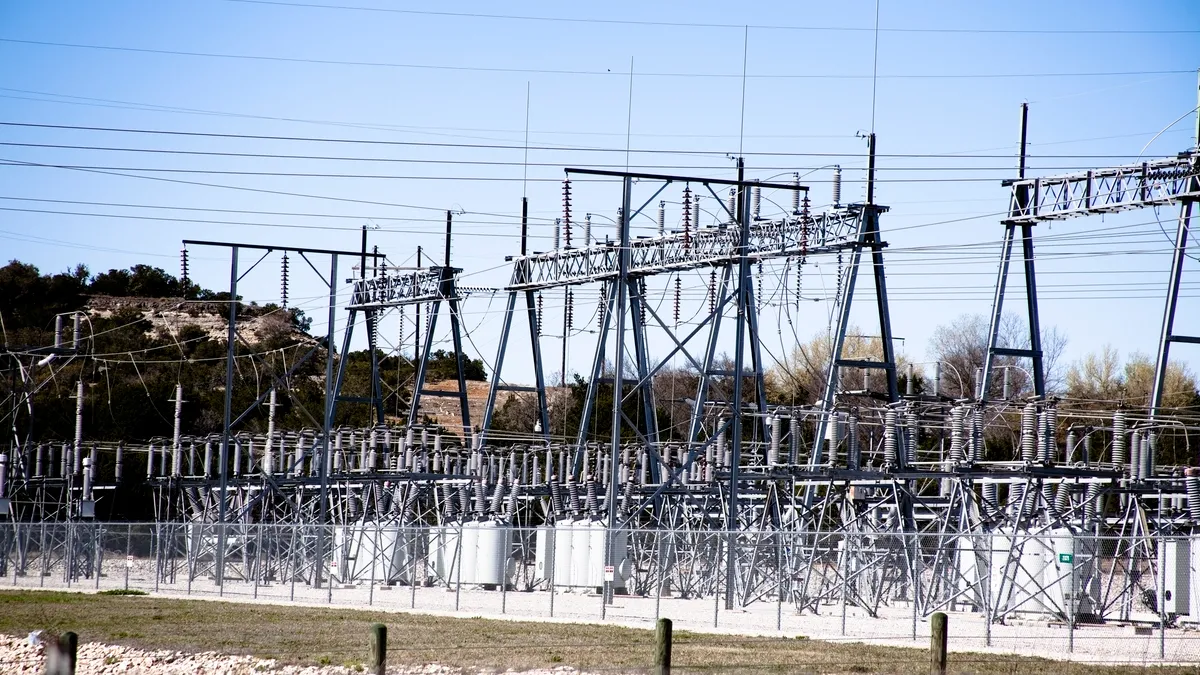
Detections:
988,526,1095,617
474,520,509,586
1044,528,1097,617
988,528,1050,614
332,524,418,584
535,526,554,584
570,520,592,590
429,525,452,581
587,519,608,588
553,520,575,587
456,520,479,584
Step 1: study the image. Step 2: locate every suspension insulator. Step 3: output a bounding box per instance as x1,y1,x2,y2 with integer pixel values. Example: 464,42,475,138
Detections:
681,186,693,247
180,246,190,293
795,257,803,311
673,277,681,326
756,261,763,311
638,279,647,327
597,285,606,330
801,196,811,255
708,270,717,313
562,179,572,246
279,253,290,309
565,289,574,332
835,252,844,300
536,292,544,336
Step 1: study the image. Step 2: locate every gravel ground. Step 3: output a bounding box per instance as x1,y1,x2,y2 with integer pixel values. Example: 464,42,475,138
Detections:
0,634,594,675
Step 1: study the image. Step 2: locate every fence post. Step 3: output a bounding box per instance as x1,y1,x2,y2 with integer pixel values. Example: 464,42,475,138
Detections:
369,623,387,675
930,611,947,675
46,631,78,675
654,617,672,675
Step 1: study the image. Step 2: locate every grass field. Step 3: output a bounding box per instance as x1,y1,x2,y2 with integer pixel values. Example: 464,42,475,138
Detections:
0,590,1189,674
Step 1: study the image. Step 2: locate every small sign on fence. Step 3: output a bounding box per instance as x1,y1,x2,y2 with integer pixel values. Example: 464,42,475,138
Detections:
125,555,134,569
604,565,615,582
1058,552,1074,564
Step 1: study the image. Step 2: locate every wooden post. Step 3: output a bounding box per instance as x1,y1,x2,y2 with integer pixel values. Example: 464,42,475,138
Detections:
654,617,672,675
930,612,948,675
46,631,78,675
369,623,387,675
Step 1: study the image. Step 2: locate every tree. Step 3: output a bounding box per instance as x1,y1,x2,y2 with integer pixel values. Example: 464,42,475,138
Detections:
1064,347,1199,466
1066,346,1198,409
1064,345,1124,403
927,313,1067,399
425,349,486,382
767,326,920,405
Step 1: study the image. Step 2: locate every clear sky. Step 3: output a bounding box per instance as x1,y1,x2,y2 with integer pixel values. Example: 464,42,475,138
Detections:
1,0,1199,390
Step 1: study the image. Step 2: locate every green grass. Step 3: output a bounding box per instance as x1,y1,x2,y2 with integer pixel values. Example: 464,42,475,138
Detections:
0,590,1189,674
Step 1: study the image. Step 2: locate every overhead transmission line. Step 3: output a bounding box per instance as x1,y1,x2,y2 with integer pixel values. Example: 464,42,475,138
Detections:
218,0,1200,35
0,37,1192,80
0,121,1180,159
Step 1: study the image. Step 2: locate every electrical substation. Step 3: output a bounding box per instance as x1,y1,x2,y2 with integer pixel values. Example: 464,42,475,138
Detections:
2,94,1200,659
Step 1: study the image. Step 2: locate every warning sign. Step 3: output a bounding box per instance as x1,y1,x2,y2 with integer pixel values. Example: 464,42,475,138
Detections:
603,565,615,582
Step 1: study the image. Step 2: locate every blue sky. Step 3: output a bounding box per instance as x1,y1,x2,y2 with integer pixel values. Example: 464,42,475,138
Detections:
1,0,1198,388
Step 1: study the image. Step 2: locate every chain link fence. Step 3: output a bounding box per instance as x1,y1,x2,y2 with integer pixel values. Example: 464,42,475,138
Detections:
2,521,1199,665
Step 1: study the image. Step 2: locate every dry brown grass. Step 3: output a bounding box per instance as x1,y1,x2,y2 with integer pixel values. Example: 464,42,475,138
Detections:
0,590,1189,674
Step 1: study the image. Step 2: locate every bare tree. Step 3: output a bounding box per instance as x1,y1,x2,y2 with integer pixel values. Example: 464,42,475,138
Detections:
767,326,919,405
927,312,1067,399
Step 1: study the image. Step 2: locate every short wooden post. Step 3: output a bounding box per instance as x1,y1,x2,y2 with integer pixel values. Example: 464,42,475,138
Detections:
46,631,78,675
654,617,672,675
369,623,387,675
930,612,948,675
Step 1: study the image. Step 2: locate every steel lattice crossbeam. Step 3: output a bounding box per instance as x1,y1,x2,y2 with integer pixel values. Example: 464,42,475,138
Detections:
506,207,872,291
348,266,456,309
1003,152,1199,224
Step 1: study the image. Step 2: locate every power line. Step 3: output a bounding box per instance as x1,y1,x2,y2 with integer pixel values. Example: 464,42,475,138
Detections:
4,86,1191,145
0,121,1177,159
0,37,1192,80
8,140,1119,171
218,0,1200,35
0,161,1051,183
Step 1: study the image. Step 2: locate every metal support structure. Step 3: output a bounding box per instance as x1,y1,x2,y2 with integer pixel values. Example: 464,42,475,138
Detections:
810,133,899,469
981,104,1046,403
978,91,1200,415
1150,78,1200,418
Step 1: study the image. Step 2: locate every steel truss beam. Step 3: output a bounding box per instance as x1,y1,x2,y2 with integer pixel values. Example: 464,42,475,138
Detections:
981,95,1200,416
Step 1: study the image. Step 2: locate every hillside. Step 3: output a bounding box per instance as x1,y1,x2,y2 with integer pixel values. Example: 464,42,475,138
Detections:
86,295,318,347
